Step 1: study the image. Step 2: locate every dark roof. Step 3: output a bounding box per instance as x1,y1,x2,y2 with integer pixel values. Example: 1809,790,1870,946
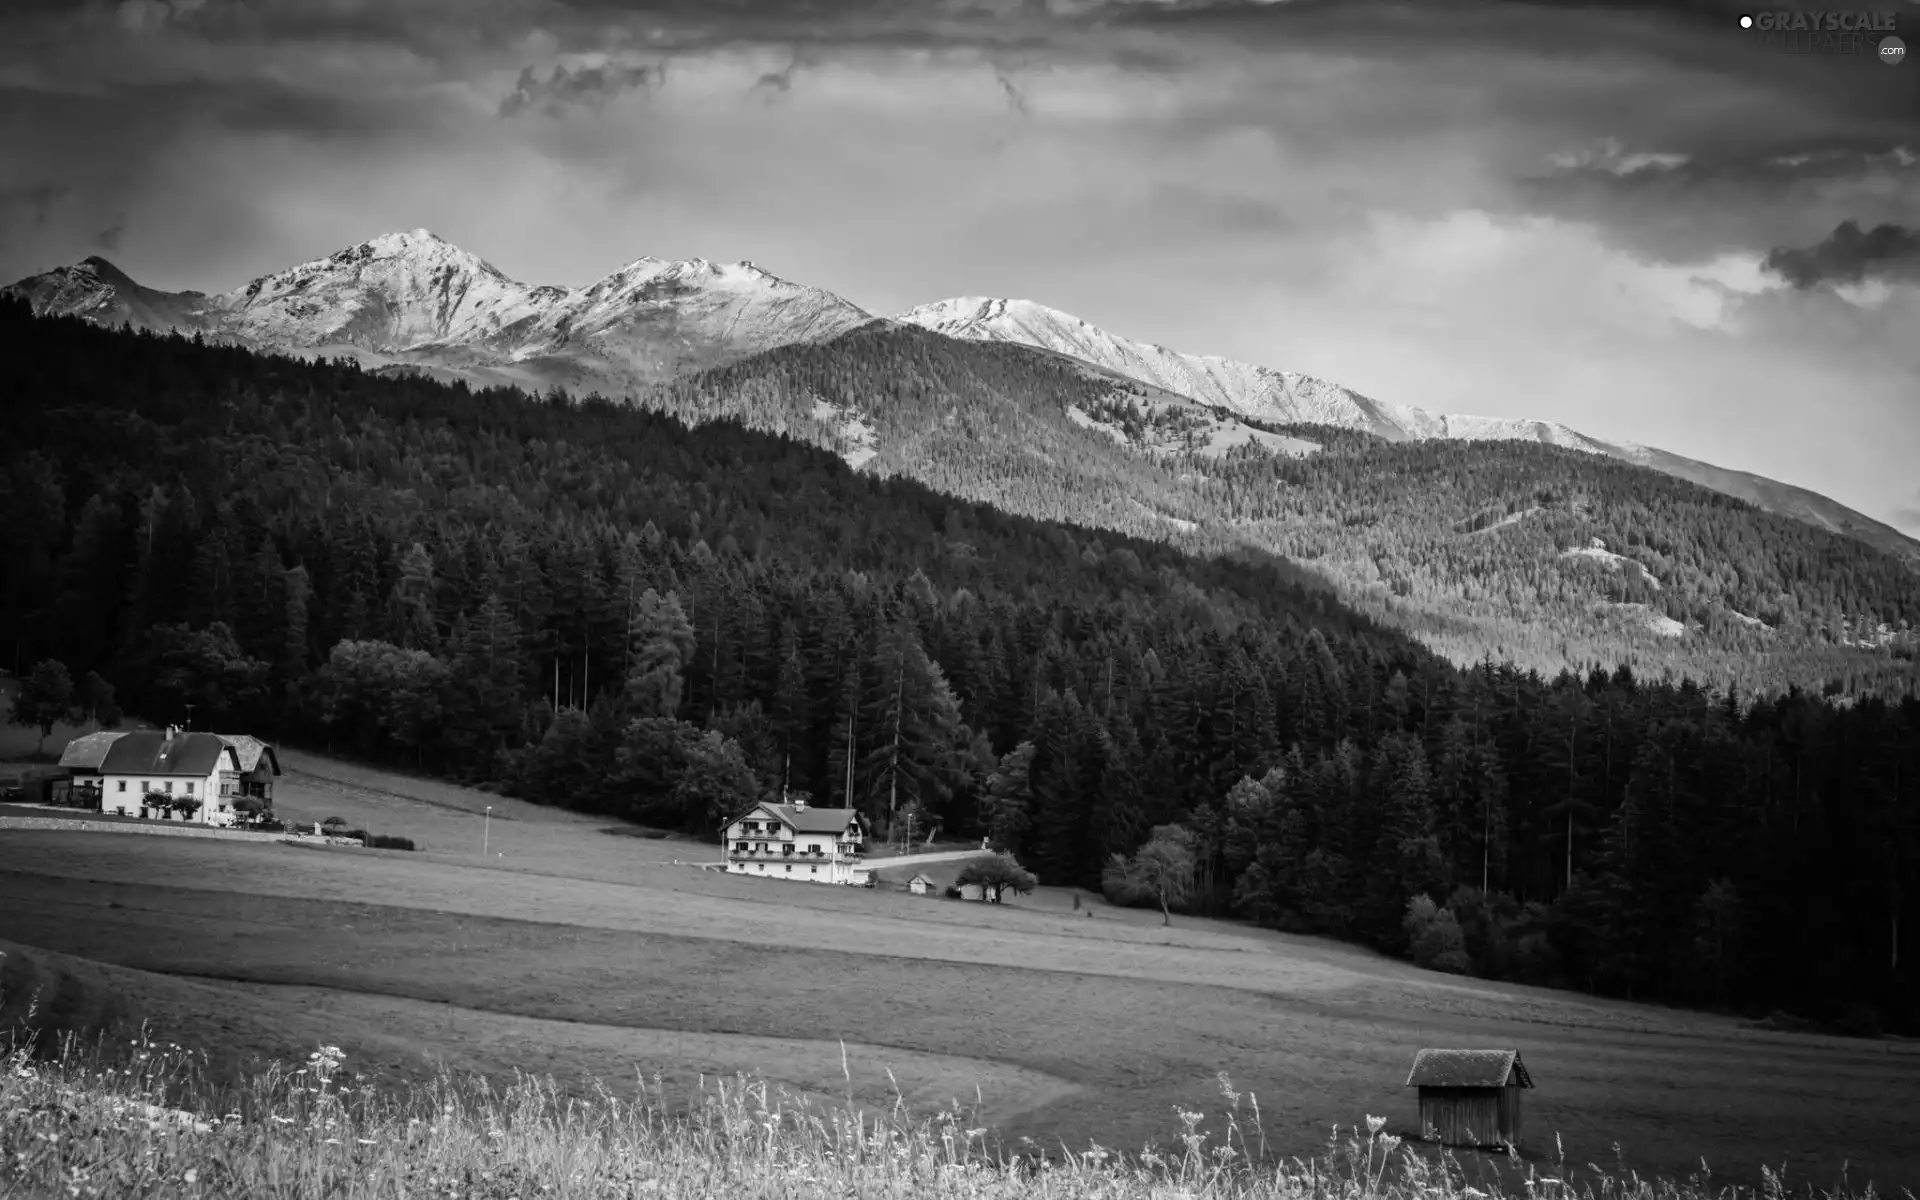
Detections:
732,801,863,835
98,731,239,778
1405,1049,1533,1089
58,731,128,770
214,735,280,775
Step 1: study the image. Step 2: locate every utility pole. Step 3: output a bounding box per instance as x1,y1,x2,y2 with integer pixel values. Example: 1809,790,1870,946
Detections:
483,805,492,856
843,712,855,808
183,703,196,731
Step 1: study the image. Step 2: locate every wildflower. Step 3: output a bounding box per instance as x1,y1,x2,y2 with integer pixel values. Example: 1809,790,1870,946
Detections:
1366,1114,1387,1136
1215,1071,1240,1105
183,1169,197,1184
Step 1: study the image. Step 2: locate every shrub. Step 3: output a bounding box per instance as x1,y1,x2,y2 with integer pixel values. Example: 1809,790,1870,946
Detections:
255,817,286,833
1402,894,1472,974
366,834,416,851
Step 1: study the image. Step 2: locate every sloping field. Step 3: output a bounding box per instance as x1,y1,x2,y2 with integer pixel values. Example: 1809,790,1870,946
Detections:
0,941,1073,1126
4,751,1919,1191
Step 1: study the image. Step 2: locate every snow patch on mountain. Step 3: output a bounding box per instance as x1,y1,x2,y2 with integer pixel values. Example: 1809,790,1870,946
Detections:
1066,405,1129,447
896,297,1666,461
1129,499,1198,533
1561,538,1662,589
898,297,1432,439
1595,601,1686,638
209,229,544,351
811,398,879,470
13,230,873,393
1466,507,1544,536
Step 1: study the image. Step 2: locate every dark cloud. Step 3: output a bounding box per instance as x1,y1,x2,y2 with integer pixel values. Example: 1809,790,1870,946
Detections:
1763,219,1920,288
992,64,1030,117
749,50,806,97
499,61,661,117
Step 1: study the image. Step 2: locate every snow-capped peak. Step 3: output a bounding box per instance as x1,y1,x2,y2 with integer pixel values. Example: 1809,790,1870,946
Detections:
897,295,1639,452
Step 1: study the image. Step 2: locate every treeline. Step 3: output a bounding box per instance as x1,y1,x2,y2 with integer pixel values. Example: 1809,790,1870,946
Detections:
0,300,1913,1034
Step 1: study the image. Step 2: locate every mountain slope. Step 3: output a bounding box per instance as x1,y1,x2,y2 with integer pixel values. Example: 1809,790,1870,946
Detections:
895,297,1920,572
657,326,1920,691
8,257,213,334
6,230,875,394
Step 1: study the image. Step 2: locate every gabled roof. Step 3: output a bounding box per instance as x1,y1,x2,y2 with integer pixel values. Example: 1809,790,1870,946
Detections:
98,732,240,778
1405,1049,1532,1089
214,735,280,775
58,730,128,770
731,801,864,836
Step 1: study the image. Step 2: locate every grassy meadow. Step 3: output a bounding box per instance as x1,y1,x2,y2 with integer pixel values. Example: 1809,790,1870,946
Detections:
2,749,1918,1196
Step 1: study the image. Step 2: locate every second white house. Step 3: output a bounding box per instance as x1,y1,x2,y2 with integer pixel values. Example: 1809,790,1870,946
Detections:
724,799,870,885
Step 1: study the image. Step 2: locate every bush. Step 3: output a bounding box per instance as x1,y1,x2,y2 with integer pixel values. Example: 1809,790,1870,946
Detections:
366,834,416,851
255,817,286,833
1402,894,1472,974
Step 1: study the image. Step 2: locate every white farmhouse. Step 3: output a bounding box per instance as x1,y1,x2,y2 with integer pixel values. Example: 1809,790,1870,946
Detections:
723,799,870,885
97,727,245,826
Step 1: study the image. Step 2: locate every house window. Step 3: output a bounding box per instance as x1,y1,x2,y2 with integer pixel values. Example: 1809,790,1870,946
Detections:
185,782,194,795
116,806,126,816
142,781,150,793
117,781,127,793
811,865,818,874
784,864,791,873
735,842,747,852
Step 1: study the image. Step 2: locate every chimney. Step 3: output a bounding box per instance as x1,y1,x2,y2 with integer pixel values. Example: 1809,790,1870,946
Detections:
792,794,808,810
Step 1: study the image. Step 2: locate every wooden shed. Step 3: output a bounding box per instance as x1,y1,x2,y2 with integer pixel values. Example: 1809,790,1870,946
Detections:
1405,1048,1532,1149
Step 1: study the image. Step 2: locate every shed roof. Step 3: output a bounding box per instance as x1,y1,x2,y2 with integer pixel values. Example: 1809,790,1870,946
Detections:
1405,1049,1532,1089
58,731,128,770
98,731,239,778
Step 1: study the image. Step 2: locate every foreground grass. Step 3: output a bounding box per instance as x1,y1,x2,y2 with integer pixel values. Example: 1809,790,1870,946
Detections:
2,1032,1895,1200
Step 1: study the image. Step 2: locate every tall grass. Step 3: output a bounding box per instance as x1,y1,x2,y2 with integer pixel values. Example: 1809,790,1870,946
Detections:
0,1023,1899,1200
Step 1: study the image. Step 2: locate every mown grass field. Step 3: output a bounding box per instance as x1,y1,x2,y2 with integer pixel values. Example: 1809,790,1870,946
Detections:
3,749,1918,1193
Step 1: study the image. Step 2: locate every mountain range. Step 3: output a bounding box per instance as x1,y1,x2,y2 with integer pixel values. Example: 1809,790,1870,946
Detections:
11,229,1914,575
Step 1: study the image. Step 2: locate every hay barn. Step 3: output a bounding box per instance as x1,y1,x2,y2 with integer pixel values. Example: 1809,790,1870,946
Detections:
1405,1048,1533,1149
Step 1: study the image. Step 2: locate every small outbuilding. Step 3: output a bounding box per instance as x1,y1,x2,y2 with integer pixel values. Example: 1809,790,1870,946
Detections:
907,873,937,896
1405,1048,1532,1149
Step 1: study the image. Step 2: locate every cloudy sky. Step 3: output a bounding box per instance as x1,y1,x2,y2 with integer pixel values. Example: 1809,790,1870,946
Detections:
3,0,1919,534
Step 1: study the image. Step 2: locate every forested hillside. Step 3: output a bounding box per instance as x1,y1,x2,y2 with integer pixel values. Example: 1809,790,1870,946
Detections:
1,301,1914,1035
650,330,1920,695
1196,423,1920,693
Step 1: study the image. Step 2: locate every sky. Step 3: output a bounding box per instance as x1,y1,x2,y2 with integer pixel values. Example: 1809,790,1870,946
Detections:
2,0,1918,534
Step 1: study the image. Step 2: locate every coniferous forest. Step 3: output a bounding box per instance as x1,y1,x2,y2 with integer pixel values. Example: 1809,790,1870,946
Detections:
1,300,1915,1035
